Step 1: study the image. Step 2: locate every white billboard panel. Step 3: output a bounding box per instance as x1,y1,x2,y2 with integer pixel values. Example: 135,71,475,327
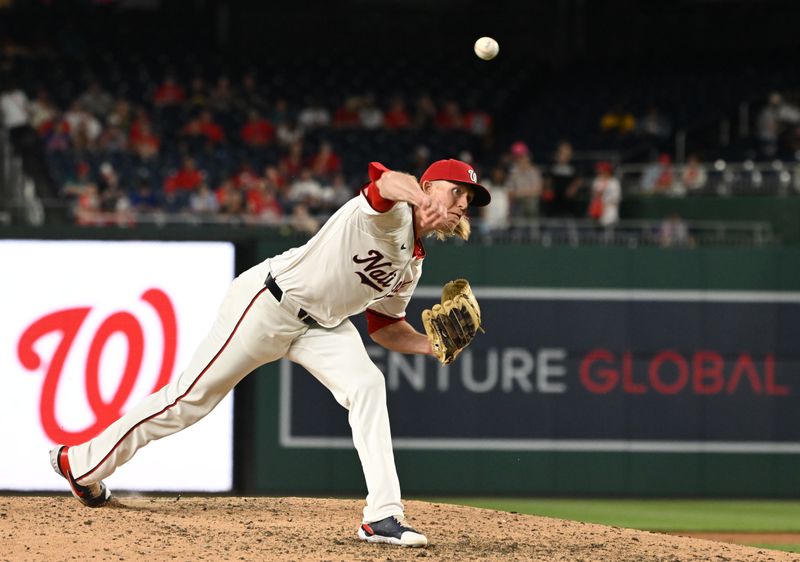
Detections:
0,240,236,491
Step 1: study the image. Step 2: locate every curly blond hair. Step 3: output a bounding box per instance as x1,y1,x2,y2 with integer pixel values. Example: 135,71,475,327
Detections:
430,215,471,241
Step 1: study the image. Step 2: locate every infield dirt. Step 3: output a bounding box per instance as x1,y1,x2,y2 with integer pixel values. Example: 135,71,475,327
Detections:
1,496,797,561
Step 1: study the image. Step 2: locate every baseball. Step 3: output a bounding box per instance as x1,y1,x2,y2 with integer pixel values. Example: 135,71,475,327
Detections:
474,36,499,60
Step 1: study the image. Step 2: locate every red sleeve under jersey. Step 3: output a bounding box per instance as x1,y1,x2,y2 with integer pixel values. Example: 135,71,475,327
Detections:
361,161,396,212
365,308,403,334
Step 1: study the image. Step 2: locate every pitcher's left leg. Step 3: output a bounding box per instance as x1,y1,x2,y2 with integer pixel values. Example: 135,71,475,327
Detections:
286,320,403,523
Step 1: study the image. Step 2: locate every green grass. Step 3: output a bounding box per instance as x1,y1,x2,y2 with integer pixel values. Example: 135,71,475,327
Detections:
425,498,800,532
752,544,800,553
424,498,800,553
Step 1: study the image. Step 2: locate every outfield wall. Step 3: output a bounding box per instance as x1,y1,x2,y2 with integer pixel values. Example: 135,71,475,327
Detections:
3,227,799,496
243,242,800,497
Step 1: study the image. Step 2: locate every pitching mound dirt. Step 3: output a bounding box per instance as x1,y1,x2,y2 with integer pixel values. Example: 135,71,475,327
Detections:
1,496,797,561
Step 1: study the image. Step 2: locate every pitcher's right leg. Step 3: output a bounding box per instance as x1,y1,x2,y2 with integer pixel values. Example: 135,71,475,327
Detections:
51,262,303,499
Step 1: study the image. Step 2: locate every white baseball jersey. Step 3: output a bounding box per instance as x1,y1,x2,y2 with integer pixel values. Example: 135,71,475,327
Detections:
269,166,424,328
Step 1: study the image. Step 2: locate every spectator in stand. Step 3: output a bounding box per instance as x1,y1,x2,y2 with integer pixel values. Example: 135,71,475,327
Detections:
240,109,275,147
464,102,493,145
198,109,225,144
30,89,57,132
129,120,159,160
0,76,53,198
245,179,283,224
164,157,205,211
99,176,133,226
480,166,510,234
412,94,437,130
383,96,411,129
757,92,800,157
232,161,261,191
309,141,342,180
218,182,245,219
64,100,102,149
659,213,693,247
543,140,582,218
129,178,161,213
637,104,671,144
1,78,33,149
239,72,269,113
128,106,153,147
276,118,304,148
320,173,354,212
62,161,94,204
97,162,120,193
187,76,209,112
506,141,542,219
182,110,225,146
290,202,320,235
600,103,636,135
641,153,675,194
263,164,288,194
279,141,305,181
78,80,114,119
153,73,185,107
208,75,235,115
271,98,294,127
333,96,362,128
298,97,332,129
215,179,238,211
359,94,384,129
435,100,464,129
679,153,707,194
43,113,72,152
189,182,221,218
73,183,101,226
108,99,133,135
588,161,621,227
98,122,128,154
287,167,325,213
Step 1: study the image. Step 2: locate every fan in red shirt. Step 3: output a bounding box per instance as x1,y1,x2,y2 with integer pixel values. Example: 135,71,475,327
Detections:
333,96,361,128
308,141,342,179
182,110,224,144
130,121,160,160
153,74,186,106
383,97,411,129
241,109,275,146
164,157,205,195
279,141,305,181
435,100,464,129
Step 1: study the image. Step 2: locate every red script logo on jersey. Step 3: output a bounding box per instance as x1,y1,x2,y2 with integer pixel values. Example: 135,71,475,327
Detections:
352,250,399,291
17,288,177,445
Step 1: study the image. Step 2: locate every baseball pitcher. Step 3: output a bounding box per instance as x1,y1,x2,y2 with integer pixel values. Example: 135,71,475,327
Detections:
50,158,490,547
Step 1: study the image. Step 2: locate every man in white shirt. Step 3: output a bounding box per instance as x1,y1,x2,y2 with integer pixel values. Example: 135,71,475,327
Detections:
50,158,491,548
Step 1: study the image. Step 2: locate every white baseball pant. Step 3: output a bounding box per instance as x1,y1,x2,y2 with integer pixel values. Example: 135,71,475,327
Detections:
66,260,404,523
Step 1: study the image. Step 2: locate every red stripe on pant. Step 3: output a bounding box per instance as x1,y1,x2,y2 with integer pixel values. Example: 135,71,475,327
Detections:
76,286,268,482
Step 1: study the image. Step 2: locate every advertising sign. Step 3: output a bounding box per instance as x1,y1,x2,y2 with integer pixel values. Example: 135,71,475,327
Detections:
0,240,235,490
280,288,799,453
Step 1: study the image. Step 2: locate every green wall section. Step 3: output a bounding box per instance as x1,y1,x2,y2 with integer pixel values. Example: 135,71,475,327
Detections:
621,196,800,246
242,241,800,497
420,244,800,290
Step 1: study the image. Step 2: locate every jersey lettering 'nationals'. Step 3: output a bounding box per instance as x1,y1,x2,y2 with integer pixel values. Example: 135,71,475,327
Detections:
268,192,423,328
352,250,399,291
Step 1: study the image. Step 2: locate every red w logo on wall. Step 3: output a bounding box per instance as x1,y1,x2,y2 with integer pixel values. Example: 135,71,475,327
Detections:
17,289,177,445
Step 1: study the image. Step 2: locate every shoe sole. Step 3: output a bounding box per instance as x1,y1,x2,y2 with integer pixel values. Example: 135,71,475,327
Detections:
357,527,427,547
49,446,111,508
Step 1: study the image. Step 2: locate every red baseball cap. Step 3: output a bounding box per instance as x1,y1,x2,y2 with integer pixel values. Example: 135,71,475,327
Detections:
419,159,491,207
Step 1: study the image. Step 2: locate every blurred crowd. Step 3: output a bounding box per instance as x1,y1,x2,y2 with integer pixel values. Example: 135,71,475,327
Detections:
1,63,796,244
